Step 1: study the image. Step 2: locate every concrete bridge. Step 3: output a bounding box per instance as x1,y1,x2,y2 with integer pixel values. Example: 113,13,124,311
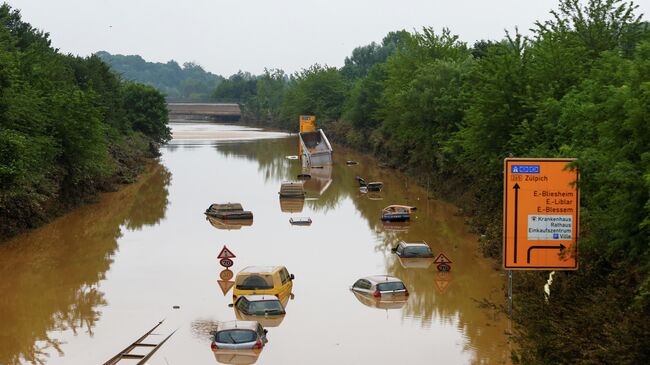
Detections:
167,103,241,122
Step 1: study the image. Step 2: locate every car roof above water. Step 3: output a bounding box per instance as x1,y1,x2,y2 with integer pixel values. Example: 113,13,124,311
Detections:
216,320,259,332
239,266,283,274
363,275,403,285
398,241,430,248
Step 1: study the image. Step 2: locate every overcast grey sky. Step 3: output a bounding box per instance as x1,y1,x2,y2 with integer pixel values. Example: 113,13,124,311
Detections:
5,0,650,76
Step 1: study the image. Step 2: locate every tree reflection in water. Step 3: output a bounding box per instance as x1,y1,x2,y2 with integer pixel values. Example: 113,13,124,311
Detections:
0,164,171,365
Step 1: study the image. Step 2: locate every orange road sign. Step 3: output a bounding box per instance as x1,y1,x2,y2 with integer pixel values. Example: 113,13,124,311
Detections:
217,246,236,259
219,269,233,281
299,115,316,132
503,158,579,270
218,280,235,295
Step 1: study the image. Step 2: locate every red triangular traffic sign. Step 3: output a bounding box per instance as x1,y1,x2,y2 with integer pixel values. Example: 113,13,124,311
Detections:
434,253,452,264
218,245,236,259
217,280,235,295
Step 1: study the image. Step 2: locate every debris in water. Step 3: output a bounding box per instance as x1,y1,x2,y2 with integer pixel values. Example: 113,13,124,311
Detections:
173,305,180,309
286,155,299,160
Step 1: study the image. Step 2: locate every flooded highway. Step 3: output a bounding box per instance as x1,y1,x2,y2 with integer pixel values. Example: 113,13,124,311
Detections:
0,123,511,365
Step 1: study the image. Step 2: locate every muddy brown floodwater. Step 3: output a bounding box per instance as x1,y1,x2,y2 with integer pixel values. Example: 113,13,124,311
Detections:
0,123,512,365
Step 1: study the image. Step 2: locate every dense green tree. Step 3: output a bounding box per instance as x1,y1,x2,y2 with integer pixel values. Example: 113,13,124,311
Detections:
212,71,257,101
340,30,410,80
0,4,170,240
376,28,472,172
280,64,348,129
121,82,171,144
243,68,287,124
96,52,223,100
345,63,388,132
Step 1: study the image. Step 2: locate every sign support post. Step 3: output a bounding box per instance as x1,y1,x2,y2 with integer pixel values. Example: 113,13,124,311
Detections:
507,270,513,317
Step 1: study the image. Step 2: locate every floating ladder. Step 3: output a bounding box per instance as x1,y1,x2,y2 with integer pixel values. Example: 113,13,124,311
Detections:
102,321,176,365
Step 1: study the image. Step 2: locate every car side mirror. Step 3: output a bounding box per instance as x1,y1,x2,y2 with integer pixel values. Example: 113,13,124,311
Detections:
263,329,268,335
391,247,398,252
289,274,295,280
228,303,234,308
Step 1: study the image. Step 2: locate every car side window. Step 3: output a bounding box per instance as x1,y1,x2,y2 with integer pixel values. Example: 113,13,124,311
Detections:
354,279,371,290
396,244,404,255
236,297,249,312
279,268,288,284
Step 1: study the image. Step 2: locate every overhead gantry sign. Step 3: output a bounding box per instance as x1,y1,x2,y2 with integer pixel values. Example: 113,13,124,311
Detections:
503,158,579,270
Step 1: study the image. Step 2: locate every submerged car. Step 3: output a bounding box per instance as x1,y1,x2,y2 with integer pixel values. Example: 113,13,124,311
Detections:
381,205,416,222
205,203,254,220
210,320,268,351
350,275,409,298
231,295,287,327
356,176,384,192
289,217,312,226
233,266,294,300
278,181,305,198
391,241,434,258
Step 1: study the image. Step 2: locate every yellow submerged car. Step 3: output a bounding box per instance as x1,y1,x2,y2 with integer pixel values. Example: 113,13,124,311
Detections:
233,266,294,300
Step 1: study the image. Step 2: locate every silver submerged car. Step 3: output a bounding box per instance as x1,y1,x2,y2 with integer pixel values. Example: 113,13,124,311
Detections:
391,241,434,258
350,275,409,298
210,321,268,350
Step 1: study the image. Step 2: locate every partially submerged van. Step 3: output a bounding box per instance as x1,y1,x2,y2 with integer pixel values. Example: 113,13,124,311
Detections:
233,266,294,300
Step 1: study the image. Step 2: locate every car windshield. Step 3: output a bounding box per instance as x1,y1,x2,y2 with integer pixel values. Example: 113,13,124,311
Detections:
403,246,433,257
236,275,274,290
377,282,406,292
215,329,257,344
248,300,285,315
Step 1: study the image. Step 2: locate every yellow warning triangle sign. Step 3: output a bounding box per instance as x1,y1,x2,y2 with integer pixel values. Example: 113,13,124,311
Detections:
218,245,236,259
218,280,235,295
